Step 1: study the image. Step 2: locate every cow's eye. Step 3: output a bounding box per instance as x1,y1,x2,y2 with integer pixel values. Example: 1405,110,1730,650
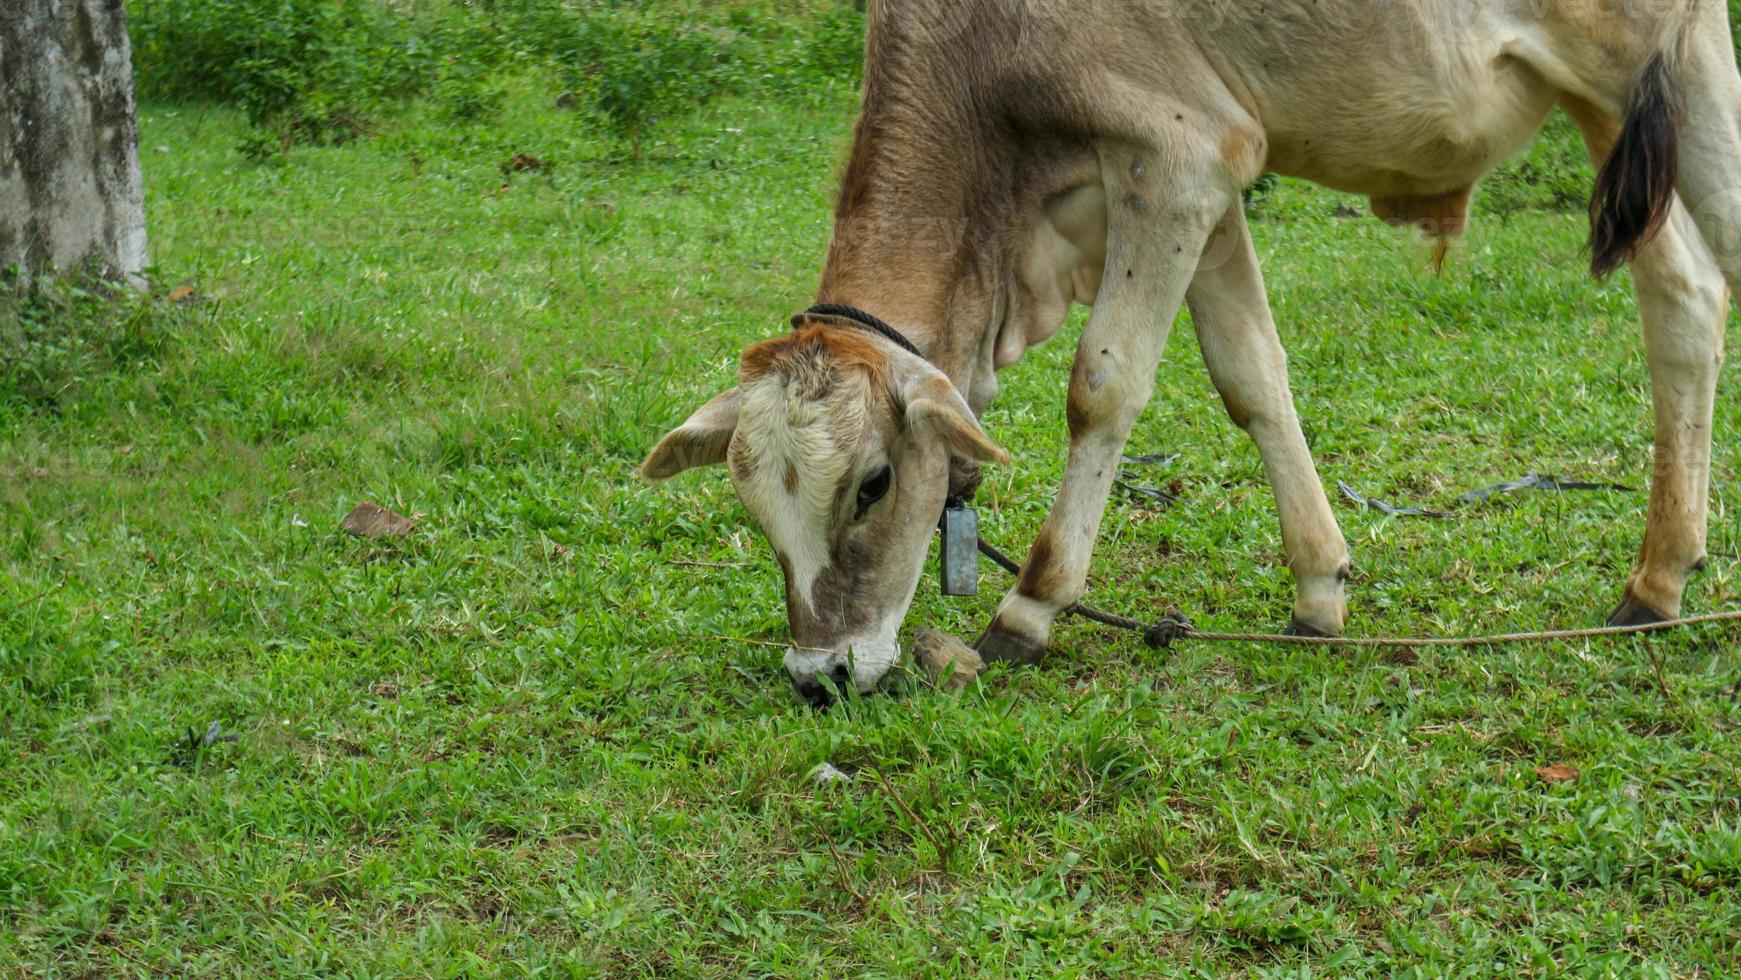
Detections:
855,467,892,517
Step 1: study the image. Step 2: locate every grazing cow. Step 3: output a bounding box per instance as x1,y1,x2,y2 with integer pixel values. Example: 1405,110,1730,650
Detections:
645,0,1741,704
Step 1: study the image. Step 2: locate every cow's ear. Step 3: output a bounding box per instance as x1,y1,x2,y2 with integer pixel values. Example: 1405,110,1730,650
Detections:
902,374,1009,466
641,389,741,480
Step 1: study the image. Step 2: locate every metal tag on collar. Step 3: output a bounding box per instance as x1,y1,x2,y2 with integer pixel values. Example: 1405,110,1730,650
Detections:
939,505,979,597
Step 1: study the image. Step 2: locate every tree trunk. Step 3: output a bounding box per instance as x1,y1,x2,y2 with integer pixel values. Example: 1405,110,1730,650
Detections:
0,0,147,282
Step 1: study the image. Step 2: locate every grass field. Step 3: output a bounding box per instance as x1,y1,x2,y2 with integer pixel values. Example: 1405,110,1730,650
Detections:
4,69,1741,974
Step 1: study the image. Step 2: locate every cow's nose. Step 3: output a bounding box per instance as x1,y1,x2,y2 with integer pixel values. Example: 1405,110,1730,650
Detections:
793,677,833,708
792,663,852,708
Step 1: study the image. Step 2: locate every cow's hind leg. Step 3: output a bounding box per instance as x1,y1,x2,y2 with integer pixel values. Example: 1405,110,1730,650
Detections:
976,150,1233,665
1568,99,1728,624
1187,204,1350,635
1663,4,1741,310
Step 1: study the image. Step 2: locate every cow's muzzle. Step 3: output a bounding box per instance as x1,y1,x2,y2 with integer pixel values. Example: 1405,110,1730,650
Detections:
783,636,900,706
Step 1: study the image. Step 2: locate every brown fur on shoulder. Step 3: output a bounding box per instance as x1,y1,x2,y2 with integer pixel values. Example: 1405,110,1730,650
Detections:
1590,53,1682,278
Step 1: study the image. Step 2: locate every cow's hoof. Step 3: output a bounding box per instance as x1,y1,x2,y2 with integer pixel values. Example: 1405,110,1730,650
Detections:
1285,617,1339,639
1606,600,1670,628
974,626,1047,667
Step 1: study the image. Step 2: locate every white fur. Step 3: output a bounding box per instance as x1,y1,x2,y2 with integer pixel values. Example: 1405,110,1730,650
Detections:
732,377,862,613
783,629,900,694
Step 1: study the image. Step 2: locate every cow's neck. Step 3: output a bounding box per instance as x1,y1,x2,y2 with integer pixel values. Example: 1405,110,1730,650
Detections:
813,216,994,392
813,26,1007,400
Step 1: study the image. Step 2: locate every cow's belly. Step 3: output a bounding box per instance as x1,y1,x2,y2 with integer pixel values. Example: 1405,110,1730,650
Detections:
1179,0,1569,202
1259,51,1560,200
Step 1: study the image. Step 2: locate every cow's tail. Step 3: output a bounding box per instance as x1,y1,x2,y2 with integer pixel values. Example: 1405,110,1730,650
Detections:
1588,20,1699,279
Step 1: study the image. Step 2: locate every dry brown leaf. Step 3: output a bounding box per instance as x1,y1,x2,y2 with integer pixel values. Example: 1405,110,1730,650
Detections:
166,284,195,303
1536,764,1579,785
340,502,418,539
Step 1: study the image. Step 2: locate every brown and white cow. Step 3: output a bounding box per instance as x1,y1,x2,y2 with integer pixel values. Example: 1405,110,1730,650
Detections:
645,0,1741,704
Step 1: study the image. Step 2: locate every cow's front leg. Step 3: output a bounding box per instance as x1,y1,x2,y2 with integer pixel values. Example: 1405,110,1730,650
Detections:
1187,204,1350,635
977,161,1232,665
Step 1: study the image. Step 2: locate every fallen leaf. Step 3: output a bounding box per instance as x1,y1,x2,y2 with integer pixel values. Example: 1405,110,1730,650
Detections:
166,283,195,303
340,502,418,539
1536,764,1579,784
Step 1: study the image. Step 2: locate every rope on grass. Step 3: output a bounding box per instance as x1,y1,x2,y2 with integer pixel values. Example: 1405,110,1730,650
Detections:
973,537,1741,649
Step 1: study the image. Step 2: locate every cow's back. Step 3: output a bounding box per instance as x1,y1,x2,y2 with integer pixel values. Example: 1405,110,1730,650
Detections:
891,0,1690,199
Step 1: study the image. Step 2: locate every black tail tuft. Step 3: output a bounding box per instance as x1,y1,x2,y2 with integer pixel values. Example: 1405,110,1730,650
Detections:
1590,53,1682,278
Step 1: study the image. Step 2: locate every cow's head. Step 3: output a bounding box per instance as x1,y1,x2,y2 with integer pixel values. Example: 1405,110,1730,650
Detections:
642,324,1006,705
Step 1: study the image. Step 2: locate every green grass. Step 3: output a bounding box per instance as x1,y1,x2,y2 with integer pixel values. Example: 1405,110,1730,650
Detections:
3,75,1741,974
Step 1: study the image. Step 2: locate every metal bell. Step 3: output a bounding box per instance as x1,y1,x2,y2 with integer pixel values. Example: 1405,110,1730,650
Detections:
939,506,979,597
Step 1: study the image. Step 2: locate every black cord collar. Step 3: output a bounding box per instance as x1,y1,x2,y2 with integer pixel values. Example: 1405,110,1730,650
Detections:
792,303,923,359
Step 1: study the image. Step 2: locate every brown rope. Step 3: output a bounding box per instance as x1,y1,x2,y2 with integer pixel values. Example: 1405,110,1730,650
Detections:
974,536,1741,649
1182,610,1741,647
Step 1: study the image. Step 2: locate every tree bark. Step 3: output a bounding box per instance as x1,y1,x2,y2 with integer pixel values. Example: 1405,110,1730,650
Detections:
0,0,147,282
